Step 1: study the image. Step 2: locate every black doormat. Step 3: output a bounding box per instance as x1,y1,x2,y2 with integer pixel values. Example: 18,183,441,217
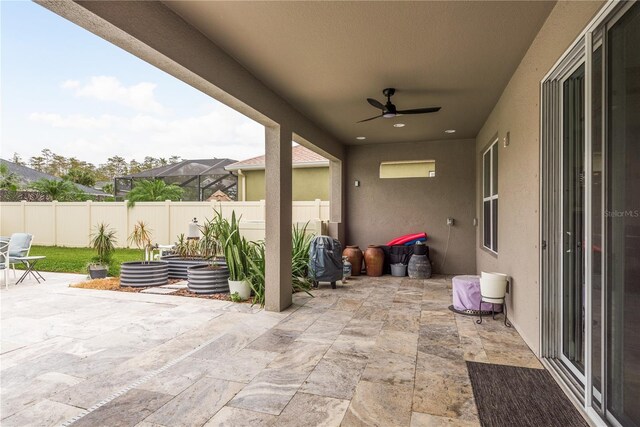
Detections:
466,362,589,427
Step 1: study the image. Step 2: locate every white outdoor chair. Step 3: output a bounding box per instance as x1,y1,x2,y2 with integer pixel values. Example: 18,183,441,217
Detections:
8,233,34,278
0,239,9,289
476,272,511,327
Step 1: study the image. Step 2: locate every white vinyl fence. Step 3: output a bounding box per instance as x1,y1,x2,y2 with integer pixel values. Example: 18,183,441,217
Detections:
0,200,330,248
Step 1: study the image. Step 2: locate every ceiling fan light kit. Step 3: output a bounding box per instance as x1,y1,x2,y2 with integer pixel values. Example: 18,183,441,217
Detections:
358,87,441,123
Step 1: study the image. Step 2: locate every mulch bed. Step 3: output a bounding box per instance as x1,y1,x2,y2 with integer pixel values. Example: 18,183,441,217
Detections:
71,278,140,292
70,278,254,303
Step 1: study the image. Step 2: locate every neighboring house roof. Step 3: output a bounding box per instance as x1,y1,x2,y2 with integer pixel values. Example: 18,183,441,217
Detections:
0,159,108,196
206,190,232,202
119,158,237,179
225,145,329,171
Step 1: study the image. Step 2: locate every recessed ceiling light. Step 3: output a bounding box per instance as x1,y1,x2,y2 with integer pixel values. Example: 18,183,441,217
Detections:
393,123,405,128
445,129,456,134
356,136,366,140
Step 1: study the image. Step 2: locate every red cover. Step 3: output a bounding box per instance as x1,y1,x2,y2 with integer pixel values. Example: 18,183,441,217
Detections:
386,232,427,246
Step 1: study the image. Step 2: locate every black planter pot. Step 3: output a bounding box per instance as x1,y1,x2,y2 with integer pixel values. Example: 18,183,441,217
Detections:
413,243,428,256
187,263,230,294
88,264,108,279
120,261,169,287
160,255,209,279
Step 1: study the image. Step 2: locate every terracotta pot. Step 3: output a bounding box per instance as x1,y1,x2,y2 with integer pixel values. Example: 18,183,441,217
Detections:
364,245,384,277
343,245,363,276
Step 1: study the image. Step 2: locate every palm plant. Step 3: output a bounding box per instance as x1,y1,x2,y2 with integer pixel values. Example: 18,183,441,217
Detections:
127,179,183,207
0,163,19,191
127,221,153,261
30,178,79,201
90,223,117,265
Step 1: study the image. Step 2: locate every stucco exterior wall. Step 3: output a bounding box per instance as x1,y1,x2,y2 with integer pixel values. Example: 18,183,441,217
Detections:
346,139,476,275
475,0,604,355
240,167,329,201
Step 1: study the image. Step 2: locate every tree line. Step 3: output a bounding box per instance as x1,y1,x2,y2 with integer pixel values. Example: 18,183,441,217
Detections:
2,150,184,202
9,150,182,188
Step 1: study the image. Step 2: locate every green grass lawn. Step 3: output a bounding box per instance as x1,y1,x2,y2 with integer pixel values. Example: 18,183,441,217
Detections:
15,246,143,276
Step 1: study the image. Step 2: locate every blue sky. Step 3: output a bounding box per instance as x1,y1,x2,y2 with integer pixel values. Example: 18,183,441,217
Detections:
1,0,264,165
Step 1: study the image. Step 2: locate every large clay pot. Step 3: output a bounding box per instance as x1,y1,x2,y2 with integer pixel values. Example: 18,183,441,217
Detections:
343,246,363,276
408,254,432,279
364,245,384,277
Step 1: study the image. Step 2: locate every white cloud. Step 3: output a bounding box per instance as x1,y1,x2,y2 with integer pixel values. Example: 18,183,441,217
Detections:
60,80,80,89
62,76,165,114
27,105,265,163
29,112,117,129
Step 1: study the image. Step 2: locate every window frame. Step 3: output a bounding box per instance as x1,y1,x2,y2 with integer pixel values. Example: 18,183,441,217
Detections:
379,159,436,179
482,139,499,253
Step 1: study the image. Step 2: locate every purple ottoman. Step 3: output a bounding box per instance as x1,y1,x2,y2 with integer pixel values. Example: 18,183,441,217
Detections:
452,275,502,313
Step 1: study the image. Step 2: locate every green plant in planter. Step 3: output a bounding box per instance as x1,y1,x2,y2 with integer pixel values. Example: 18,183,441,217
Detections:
174,234,200,258
246,241,266,305
198,218,222,260
89,223,117,278
209,210,249,281
245,223,314,307
127,221,153,261
292,222,313,291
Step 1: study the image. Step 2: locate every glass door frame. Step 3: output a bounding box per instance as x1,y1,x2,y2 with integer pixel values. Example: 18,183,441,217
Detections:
540,2,636,426
558,58,587,386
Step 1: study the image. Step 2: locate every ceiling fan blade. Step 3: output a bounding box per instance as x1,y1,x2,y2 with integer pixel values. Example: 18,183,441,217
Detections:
396,107,441,114
357,114,382,123
367,98,386,110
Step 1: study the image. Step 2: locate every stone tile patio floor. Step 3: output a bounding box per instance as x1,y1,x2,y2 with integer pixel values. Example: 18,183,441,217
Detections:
0,272,542,426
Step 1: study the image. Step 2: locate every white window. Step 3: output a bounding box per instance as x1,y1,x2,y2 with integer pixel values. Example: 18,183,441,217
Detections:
379,160,435,179
483,140,498,252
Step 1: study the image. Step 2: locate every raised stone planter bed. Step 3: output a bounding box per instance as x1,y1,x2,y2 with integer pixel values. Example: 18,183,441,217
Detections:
120,261,169,287
187,264,230,294
160,255,209,279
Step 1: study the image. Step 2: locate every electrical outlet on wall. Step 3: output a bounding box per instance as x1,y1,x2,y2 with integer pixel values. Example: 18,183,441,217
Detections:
446,217,454,226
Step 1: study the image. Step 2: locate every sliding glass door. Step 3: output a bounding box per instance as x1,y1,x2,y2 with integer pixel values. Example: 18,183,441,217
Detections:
605,4,640,425
562,64,586,379
541,2,640,426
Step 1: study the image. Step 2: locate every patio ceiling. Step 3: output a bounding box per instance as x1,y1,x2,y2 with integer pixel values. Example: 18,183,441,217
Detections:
163,1,556,145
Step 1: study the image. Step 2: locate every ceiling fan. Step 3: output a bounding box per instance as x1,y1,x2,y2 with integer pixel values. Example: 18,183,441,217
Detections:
358,88,441,123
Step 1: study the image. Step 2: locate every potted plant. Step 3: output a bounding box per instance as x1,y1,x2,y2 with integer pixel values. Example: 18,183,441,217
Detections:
186,217,229,294
88,223,116,279
162,233,208,279
127,221,153,261
213,210,250,300
121,221,168,287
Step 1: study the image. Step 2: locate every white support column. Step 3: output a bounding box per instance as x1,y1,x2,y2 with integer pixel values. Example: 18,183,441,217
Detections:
265,124,293,312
